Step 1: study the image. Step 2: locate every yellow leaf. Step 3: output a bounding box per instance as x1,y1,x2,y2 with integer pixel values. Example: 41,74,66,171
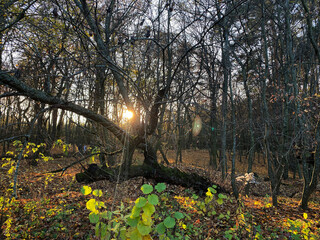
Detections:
265,203,272,208
303,213,307,219
86,199,97,212
143,235,153,240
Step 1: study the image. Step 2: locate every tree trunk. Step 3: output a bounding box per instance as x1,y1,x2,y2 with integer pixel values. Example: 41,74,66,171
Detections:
229,67,239,200
260,0,280,207
76,162,227,196
220,11,230,179
300,123,320,209
175,103,183,164
208,60,218,169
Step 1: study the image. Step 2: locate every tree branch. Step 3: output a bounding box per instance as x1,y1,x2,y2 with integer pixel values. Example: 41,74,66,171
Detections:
300,0,320,63
0,0,37,33
0,71,130,144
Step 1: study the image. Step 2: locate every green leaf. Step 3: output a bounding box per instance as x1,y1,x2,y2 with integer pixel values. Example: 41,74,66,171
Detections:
81,185,92,195
86,199,97,212
141,184,153,194
127,217,139,227
131,206,141,218
155,183,166,193
128,228,142,240
95,222,101,237
217,198,224,205
89,212,100,223
137,222,152,235
120,229,126,240
156,222,166,234
218,193,227,199
93,189,103,197
192,194,199,200
142,203,155,216
141,212,153,226
100,222,107,237
208,187,217,194
100,211,109,219
148,194,159,205
174,212,184,220
135,197,147,208
163,216,175,228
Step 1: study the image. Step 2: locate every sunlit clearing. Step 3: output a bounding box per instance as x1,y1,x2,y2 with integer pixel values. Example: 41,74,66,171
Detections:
123,110,133,120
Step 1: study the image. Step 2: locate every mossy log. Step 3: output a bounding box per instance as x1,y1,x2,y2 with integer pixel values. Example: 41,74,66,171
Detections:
75,164,226,194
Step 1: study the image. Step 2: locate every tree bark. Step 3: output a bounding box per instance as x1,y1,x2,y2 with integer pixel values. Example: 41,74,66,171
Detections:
75,163,227,195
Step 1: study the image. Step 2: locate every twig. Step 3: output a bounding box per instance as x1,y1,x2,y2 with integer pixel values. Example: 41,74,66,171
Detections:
0,135,29,143
47,149,123,175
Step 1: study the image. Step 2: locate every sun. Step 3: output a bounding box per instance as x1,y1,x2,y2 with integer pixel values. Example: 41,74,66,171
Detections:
123,110,134,120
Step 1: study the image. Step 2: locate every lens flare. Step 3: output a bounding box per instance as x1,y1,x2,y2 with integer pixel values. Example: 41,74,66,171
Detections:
123,110,133,120
192,115,202,136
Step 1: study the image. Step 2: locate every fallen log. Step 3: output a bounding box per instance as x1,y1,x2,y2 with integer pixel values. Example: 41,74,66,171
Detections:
75,164,227,195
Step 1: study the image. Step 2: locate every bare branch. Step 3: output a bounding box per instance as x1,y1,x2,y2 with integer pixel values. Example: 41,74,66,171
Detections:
0,70,130,144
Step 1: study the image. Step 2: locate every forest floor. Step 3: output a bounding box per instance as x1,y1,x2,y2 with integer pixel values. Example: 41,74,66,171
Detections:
1,149,320,239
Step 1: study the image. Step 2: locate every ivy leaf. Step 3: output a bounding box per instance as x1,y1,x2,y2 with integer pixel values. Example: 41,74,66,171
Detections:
81,186,92,195
127,217,139,227
141,212,153,226
131,206,142,218
155,183,166,193
141,184,153,194
142,203,155,216
163,216,175,228
135,197,147,208
128,228,142,240
137,222,152,235
174,212,184,220
156,222,166,234
148,194,159,205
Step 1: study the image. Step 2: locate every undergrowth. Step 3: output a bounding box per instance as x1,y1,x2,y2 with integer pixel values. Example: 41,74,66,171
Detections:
81,184,320,240
0,140,319,239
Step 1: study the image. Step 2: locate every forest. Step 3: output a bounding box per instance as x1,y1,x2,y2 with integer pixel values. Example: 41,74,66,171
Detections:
0,0,320,239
